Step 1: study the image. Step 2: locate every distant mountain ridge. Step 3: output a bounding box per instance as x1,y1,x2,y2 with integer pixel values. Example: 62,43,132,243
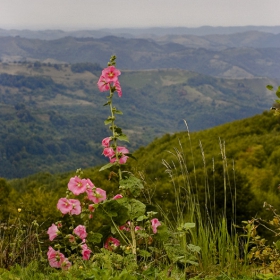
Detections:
0,34,280,79
1,26,280,40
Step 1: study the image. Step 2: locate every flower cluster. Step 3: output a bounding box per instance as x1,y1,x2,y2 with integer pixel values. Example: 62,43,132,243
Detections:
97,65,130,165
97,66,122,97
47,247,71,270
102,139,129,164
47,176,107,268
46,58,164,271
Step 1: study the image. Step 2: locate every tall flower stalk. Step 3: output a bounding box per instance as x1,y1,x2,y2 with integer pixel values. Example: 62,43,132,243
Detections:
98,56,130,180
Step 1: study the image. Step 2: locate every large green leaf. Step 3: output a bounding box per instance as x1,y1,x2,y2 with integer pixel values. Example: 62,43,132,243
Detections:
87,232,103,244
101,199,129,225
119,174,144,197
116,198,146,220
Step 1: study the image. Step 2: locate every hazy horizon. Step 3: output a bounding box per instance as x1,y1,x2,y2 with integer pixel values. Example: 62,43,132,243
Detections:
0,0,279,31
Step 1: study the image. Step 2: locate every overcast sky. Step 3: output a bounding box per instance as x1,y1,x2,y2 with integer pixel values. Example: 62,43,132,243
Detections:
0,0,279,30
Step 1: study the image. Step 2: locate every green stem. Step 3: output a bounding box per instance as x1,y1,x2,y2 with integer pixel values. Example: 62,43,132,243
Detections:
129,221,137,261
109,87,122,180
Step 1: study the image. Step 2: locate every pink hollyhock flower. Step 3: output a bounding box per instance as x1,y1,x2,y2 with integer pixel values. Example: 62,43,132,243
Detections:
47,223,59,241
73,225,87,240
110,146,129,164
97,75,110,92
114,80,122,97
151,218,161,234
102,137,111,148
61,258,71,270
68,176,87,195
103,147,115,158
104,236,120,251
117,146,129,155
113,194,123,200
47,246,65,268
85,179,95,195
88,188,106,204
81,243,92,260
57,198,73,214
101,66,121,83
68,199,81,215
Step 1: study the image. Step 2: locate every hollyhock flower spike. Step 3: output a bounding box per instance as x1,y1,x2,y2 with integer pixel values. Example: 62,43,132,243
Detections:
47,223,59,241
151,218,161,234
73,225,87,240
68,176,87,195
101,66,121,83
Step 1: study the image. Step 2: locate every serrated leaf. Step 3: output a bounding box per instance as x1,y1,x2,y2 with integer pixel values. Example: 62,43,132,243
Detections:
117,134,129,142
266,85,274,91
100,200,129,224
119,175,144,197
87,232,103,244
116,198,146,220
99,162,114,171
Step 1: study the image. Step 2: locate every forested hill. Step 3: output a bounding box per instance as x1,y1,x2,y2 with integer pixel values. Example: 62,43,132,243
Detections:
0,62,275,178
1,33,280,79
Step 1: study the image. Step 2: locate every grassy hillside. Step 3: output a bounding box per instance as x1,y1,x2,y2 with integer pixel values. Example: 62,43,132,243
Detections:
2,111,280,226
0,61,276,178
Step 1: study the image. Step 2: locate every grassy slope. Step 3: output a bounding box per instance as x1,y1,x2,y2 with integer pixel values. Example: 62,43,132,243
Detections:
4,111,280,224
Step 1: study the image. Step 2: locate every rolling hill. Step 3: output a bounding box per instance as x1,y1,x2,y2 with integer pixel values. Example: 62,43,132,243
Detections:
0,34,280,79
0,61,276,178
